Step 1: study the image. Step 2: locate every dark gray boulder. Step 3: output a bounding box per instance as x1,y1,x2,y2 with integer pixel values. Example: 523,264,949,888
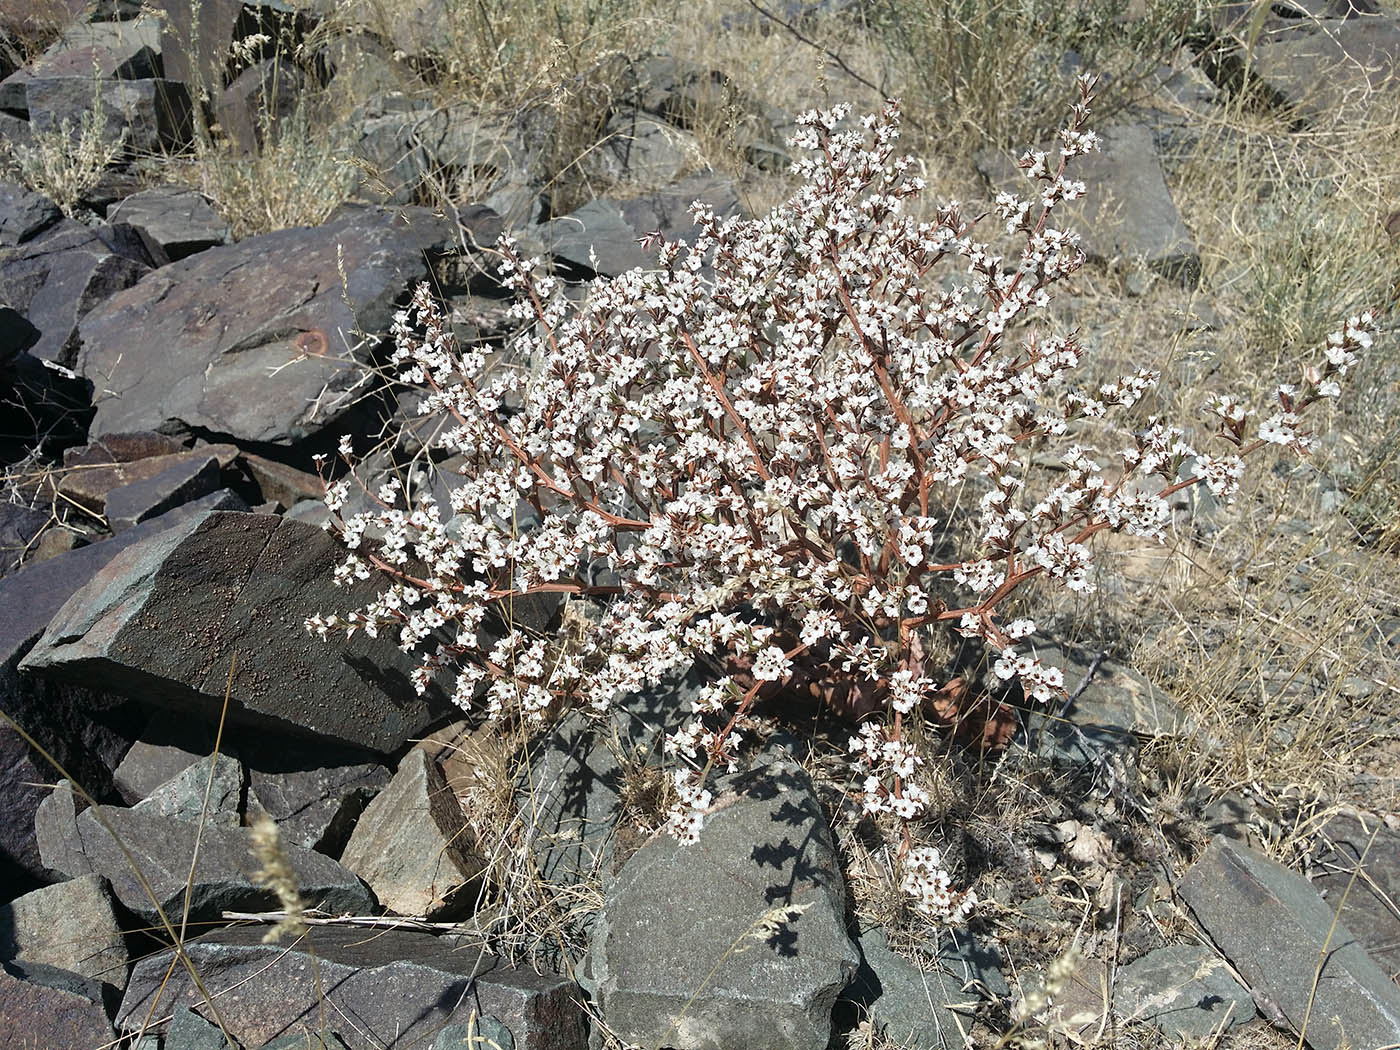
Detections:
1180,835,1400,1049
581,759,859,1050
0,960,115,1049
75,206,453,446
19,511,448,753
0,872,127,985
108,187,231,260
36,795,373,924
0,181,61,247
118,925,589,1050
0,220,166,366
104,453,223,530
25,75,194,155
537,173,742,278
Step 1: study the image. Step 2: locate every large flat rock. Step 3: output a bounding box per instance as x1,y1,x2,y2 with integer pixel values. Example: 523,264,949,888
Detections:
1180,835,1400,1050
582,759,858,1050
118,925,588,1050
75,206,451,446
19,511,448,753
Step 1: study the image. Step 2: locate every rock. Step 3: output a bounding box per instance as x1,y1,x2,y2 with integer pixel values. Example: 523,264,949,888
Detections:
844,929,968,1049
247,754,388,854
107,187,231,260
1,490,239,895
975,124,1199,284
582,759,859,1050
1250,13,1400,120
216,56,310,153
20,511,449,753
350,101,543,226
1179,835,1400,1049
588,110,699,190
0,872,127,985
24,75,194,156
237,451,325,508
114,737,207,803
1307,811,1400,978
517,662,702,888
28,15,163,80
0,181,61,246
159,0,313,109
75,206,452,447
104,453,223,530
1112,944,1253,1039
37,798,373,925
0,960,115,1049
0,503,49,576
117,925,589,1050
133,751,244,826
166,1005,234,1050
0,220,166,366
339,748,481,918
58,435,229,515
537,173,742,278
431,1018,514,1050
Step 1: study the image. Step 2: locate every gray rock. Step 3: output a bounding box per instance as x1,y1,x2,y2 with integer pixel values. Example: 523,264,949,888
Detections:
432,1017,514,1050
1179,835,1400,1050
20,511,446,752
588,111,699,190
117,925,589,1050
159,0,308,109
0,503,49,576
1112,944,1253,1039
1,492,239,892
108,187,231,260
0,960,115,1049
28,15,163,80
133,752,244,826
25,75,194,156
36,797,372,925
1251,14,1400,121
167,1005,237,1050
1308,812,1400,978
517,661,705,888
975,123,1199,284
0,872,127,985
57,437,231,516
248,758,388,854
0,220,165,366
846,929,969,1049
339,748,482,918
115,737,206,803
582,759,859,1050
76,207,451,446
538,173,743,277
0,181,61,247
104,453,223,531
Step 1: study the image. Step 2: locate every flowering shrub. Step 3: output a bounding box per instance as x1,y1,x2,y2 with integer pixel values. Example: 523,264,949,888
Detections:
308,75,1373,922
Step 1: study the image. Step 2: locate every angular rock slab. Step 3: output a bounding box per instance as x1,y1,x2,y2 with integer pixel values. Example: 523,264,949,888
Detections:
538,173,742,278
1252,14,1400,120
20,511,448,753
582,759,859,1050
1112,944,1253,1040
1180,835,1400,1050
339,748,482,918
0,181,61,248
36,799,373,925
76,207,452,446
118,925,588,1050
976,123,1199,283
108,187,231,260
0,961,114,1049
0,220,164,366
0,872,127,985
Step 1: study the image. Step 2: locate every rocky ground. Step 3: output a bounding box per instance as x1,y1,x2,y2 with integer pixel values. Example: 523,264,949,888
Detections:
2,1,1400,1048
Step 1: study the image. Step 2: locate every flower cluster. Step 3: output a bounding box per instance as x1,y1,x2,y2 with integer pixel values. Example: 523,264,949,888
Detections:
310,76,1373,920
